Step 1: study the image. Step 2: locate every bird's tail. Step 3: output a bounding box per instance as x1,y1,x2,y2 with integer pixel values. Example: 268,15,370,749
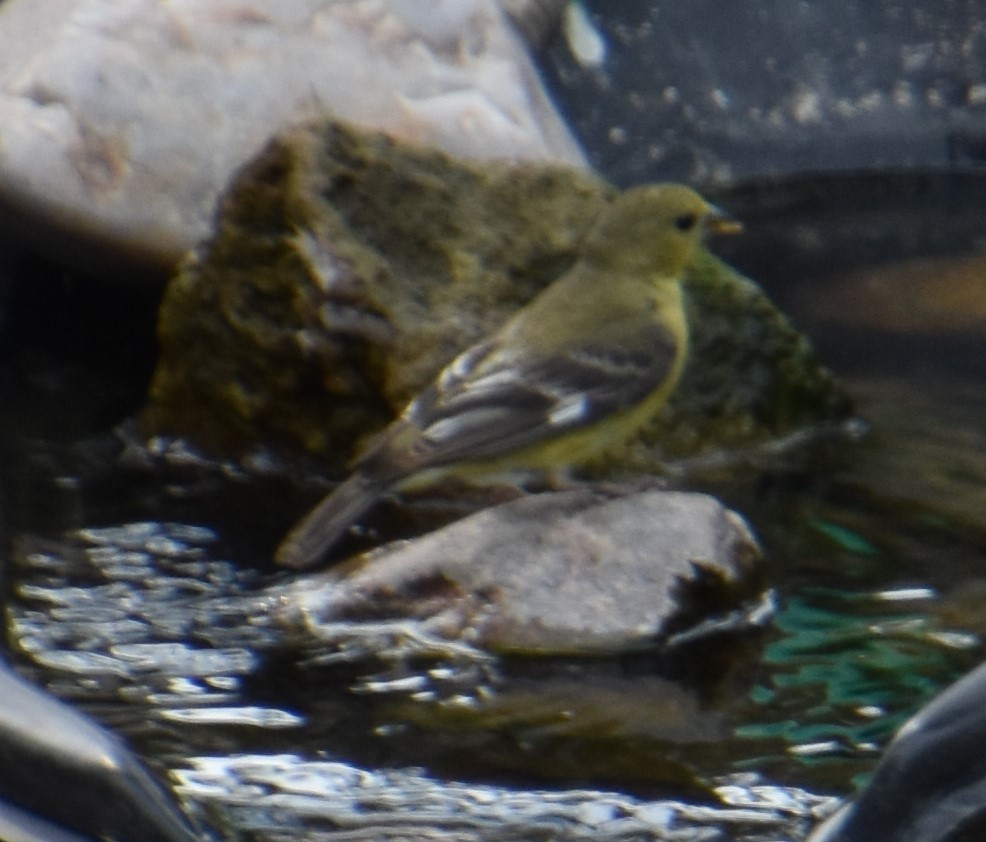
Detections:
275,473,387,569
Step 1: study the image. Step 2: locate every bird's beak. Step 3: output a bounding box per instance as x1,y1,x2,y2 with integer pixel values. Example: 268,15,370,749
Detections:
704,204,743,236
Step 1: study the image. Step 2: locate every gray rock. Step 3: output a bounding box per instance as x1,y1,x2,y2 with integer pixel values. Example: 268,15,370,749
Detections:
0,0,584,278
0,660,200,842
277,488,765,655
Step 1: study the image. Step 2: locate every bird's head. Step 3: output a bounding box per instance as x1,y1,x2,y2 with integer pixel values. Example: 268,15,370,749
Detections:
582,183,741,276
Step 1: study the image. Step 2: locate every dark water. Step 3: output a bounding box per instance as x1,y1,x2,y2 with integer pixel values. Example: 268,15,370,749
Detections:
1,173,985,840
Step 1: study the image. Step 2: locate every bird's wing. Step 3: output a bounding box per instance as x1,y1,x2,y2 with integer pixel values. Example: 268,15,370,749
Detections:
399,321,681,467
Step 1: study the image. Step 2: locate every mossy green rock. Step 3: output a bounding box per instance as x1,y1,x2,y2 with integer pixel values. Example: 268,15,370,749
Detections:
143,119,849,473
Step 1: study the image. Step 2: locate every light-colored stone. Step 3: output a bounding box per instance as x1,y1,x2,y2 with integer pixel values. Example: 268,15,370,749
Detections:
0,0,584,277
275,488,766,655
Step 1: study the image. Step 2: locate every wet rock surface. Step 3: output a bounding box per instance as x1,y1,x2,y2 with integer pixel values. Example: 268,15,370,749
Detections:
142,119,849,473
274,487,767,655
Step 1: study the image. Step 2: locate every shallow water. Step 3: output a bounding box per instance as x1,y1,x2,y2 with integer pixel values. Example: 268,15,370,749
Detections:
2,173,985,840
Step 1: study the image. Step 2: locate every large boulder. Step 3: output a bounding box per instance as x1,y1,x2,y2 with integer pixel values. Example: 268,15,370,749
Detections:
142,119,849,474
0,0,582,278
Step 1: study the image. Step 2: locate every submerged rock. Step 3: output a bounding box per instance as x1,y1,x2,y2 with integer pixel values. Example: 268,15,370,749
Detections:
0,0,582,278
274,487,766,655
143,119,849,474
0,660,199,842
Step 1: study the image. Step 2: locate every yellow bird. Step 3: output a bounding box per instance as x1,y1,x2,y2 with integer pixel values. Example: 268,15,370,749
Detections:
276,183,740,569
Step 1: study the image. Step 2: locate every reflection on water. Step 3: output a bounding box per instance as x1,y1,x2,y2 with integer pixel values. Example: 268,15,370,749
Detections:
2,173,986,839
5,513,833,840
739,587,980,789
175,754,833,842
15,523,269,688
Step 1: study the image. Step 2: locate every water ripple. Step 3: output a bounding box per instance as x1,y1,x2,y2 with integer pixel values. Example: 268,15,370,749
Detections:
175,755,833,841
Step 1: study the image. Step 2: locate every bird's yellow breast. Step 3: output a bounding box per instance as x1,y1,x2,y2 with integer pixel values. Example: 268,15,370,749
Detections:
406,281,689,487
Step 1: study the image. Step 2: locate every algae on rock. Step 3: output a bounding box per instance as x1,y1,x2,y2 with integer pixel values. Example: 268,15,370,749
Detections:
143,119,849,475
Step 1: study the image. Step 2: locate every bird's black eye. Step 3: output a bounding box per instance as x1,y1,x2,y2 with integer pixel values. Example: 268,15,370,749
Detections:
674,213,698,232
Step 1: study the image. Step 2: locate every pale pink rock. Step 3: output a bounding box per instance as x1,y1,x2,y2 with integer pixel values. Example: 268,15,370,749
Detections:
0,0,583,277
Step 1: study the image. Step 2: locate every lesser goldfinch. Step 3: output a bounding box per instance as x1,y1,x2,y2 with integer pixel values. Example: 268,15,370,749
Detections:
276,183,740,569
